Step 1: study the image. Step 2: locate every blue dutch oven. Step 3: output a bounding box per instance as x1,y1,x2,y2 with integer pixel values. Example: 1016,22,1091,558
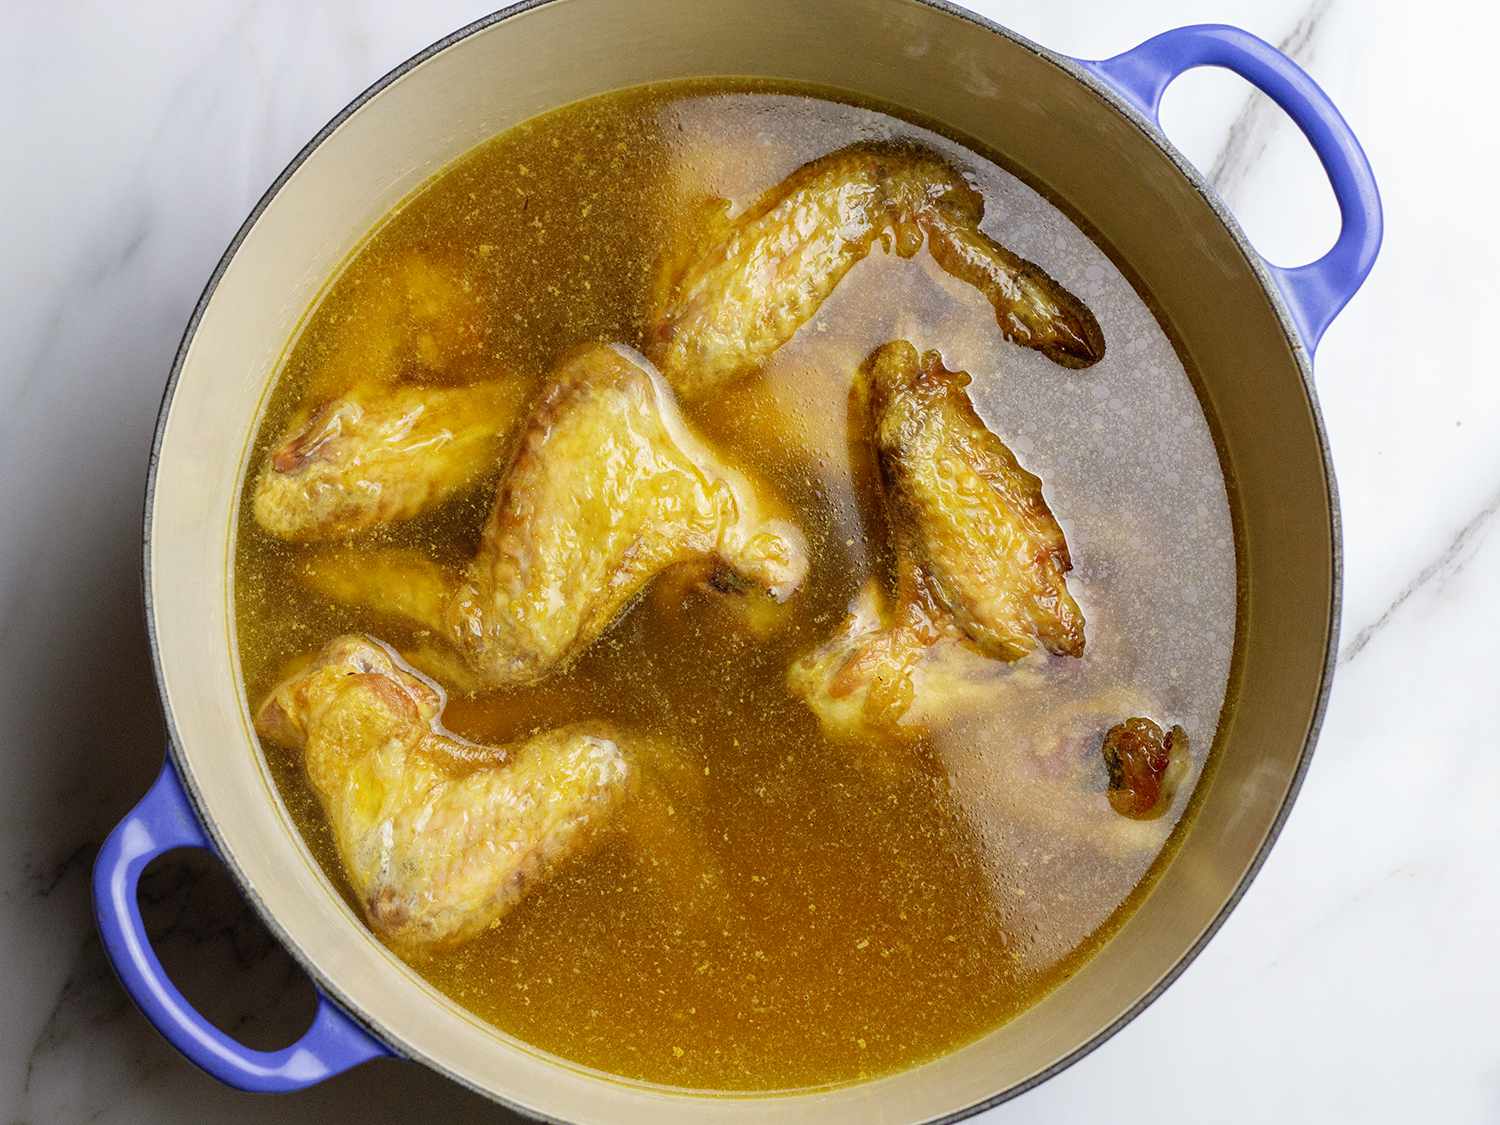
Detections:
94,4,1379,1120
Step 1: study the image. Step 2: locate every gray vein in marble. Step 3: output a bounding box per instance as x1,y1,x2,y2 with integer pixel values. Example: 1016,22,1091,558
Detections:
1340,481,1500,664
22,932,107,1104
20,840,94,902
0,5,283,464
1252,861,1423,975
16,858,315,1123
0,198,152,457
1206,0,1333,203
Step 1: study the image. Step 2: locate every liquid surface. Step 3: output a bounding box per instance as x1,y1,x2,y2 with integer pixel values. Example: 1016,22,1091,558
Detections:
234,81,1237,1091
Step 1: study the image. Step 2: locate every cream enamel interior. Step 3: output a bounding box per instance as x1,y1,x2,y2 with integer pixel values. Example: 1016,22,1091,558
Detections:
146,0,1334,1120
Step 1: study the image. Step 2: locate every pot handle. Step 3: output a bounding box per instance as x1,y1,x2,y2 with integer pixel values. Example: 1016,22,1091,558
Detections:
92,756,392,1091
1079,23,1382,354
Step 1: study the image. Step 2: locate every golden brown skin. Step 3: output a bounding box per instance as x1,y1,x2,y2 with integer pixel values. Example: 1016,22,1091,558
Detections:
649,142,1104,397
789,341,1084,745
868,340,1084,660
254,635,632,951
253,380,526,541
304,344,809,689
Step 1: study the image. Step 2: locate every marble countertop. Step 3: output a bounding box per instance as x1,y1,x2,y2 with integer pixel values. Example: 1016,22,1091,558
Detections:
2,1,1494,1121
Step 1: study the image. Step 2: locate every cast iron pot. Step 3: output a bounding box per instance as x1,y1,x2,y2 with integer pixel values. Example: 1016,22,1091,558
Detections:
92,2,1381,1120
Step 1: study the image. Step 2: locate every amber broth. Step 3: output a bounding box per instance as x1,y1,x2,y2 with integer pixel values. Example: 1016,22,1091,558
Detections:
234,81,1237,1091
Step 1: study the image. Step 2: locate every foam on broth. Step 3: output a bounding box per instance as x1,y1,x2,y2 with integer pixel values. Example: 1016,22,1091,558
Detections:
234,80,1236,1091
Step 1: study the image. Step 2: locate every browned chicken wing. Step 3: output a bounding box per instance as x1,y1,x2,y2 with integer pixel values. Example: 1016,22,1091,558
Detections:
789,340,1084,744
254,635,633,951
253,380,525,541
303,344,809,689
649,142,1104,397
868,340,1085,660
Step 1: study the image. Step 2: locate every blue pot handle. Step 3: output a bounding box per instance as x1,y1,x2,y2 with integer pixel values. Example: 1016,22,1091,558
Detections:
92,756,391,1091
1079,23,1382,354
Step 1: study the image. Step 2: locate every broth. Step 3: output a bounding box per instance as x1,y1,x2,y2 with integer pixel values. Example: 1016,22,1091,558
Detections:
234,80,1237,1091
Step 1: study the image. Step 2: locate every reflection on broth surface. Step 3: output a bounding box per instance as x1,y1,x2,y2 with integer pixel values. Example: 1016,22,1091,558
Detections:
235,81,1237,1091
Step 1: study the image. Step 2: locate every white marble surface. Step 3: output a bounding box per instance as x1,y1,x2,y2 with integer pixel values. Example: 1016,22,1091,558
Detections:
1,1,1495,1121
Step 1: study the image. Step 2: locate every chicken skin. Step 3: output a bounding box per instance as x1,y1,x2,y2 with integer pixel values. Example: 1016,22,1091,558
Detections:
787,571,955,748
789,340,1084,744
867,340,1085,660
303,344,809,688
254,635,633,951
253,380,526,541
649,142,1104,398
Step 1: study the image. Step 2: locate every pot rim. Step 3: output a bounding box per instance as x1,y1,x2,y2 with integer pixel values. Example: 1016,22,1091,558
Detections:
140,1,1342,1120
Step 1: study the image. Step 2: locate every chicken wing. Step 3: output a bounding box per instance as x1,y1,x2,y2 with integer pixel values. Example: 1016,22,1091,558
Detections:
649,142,1104,397
867,340,1084,660
789,340,1083,744
254,635,632,951
253,380,526,541
303,344,809,689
